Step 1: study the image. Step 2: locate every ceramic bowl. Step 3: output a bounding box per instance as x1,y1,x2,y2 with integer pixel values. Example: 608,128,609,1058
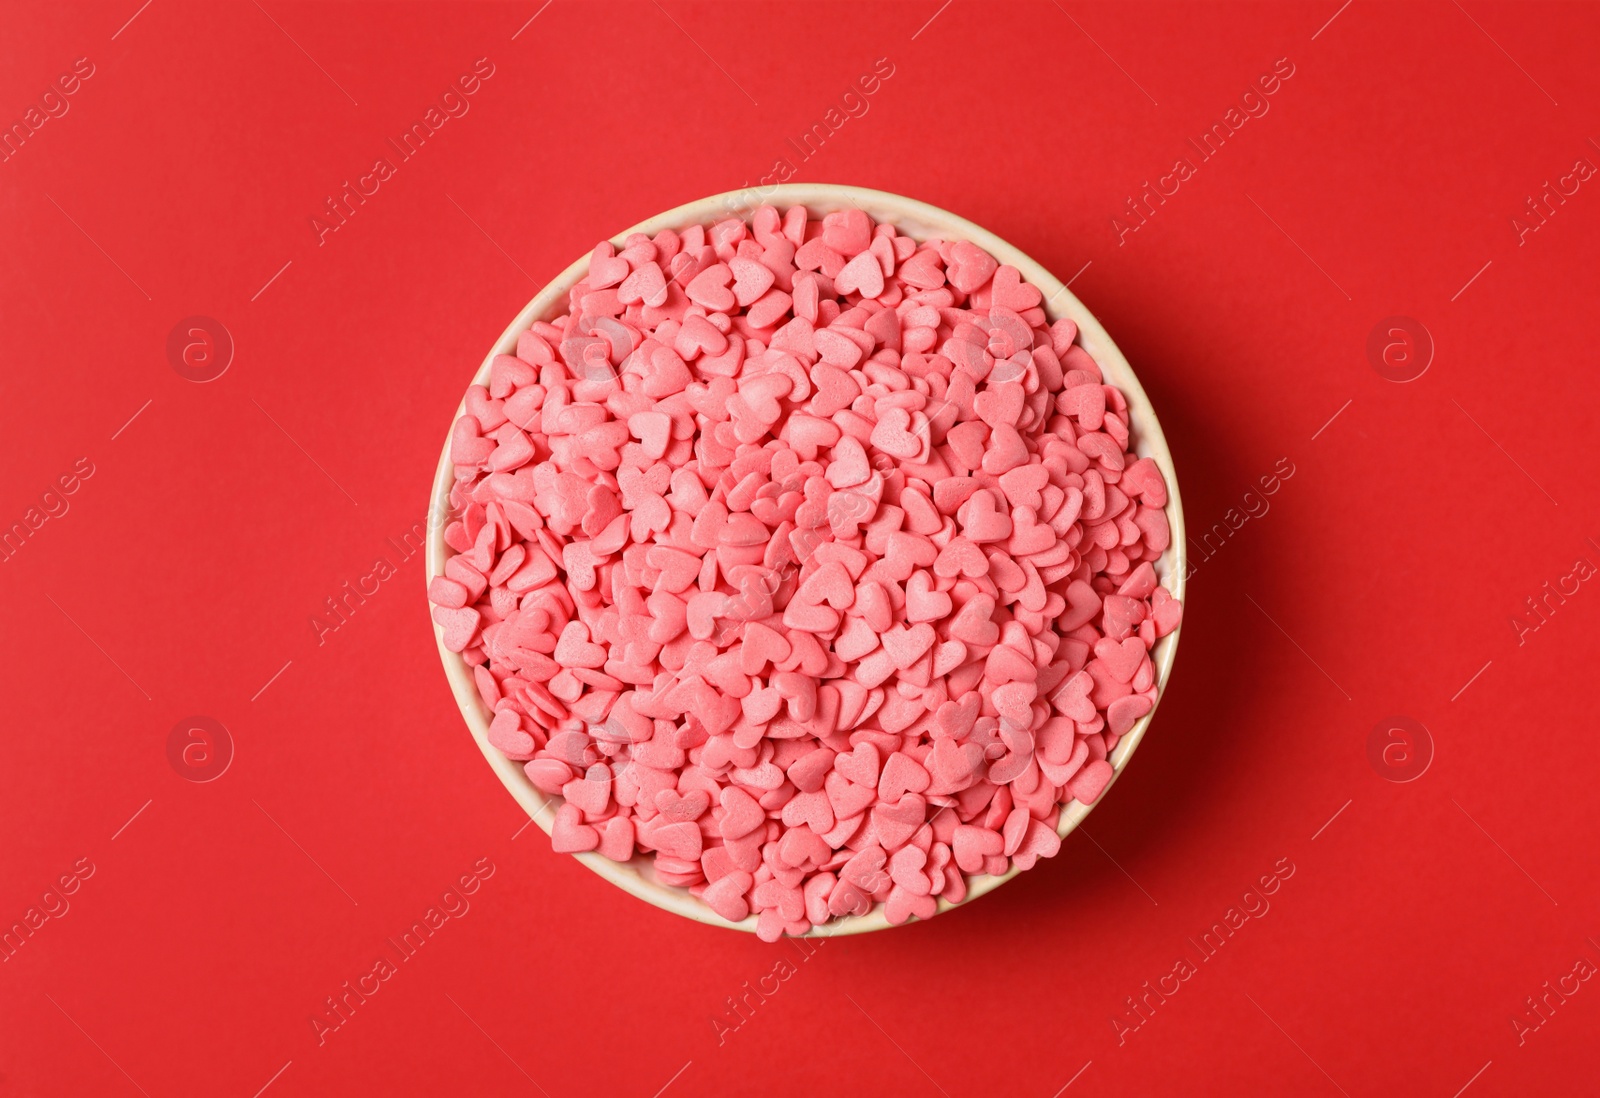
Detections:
425,183,1186,935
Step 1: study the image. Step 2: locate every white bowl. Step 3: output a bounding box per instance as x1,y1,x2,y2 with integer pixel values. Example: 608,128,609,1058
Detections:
426,184,1186,935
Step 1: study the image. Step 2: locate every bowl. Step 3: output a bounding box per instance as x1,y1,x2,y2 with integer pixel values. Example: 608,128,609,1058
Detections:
426,183,1186,935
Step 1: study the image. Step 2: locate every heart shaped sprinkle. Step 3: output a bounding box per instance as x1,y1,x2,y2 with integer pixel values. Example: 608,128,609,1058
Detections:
432,203,1181,938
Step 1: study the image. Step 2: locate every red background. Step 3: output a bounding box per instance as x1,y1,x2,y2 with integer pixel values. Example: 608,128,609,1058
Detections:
4,2,1599,1095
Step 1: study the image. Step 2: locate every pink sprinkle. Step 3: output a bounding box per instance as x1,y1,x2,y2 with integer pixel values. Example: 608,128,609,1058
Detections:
431,204,1181,936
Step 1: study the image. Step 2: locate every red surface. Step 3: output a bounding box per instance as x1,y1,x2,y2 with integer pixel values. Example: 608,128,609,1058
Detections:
4,2,1599,1095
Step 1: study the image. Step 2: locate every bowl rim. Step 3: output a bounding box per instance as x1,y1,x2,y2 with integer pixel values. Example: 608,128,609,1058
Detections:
425,182,1186,935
